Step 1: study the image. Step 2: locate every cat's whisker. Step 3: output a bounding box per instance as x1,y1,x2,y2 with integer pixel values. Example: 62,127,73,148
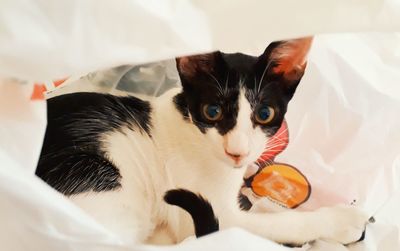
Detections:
258,154,273,160
270,128,288,139
264,142,289,149
208,72,224,96
265,140,289,147
257,156,275,166
257,60,273,94
264,140,288,146
267,134,289,142
258,154,275,160
253,76,258,93
270,137,289,142
262,149,285,153
262,148,286,154
257,156,268,162
267,136,288,143
272,132,288,141
267,140,289,147
224,72,230,95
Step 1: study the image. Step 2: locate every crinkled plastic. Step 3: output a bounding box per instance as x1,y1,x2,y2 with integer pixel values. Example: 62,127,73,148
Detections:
1,1,400,251
1,0,400,81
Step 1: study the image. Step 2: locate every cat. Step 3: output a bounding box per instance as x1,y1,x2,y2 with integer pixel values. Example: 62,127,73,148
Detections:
36,37,368,246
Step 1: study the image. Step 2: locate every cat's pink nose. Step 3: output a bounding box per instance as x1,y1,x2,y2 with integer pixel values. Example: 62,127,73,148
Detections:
225,149,248,163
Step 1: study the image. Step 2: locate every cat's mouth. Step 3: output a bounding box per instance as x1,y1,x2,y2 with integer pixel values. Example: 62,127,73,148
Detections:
224,150,248,165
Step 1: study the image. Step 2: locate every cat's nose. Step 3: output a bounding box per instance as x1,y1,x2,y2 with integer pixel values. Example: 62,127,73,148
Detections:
223,131,249,163
224,149,249,163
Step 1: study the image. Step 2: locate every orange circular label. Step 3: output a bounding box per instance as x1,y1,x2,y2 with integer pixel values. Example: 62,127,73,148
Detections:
251,163,311,209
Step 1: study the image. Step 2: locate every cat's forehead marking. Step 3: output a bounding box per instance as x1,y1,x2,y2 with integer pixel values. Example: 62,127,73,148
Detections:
236,89,253,131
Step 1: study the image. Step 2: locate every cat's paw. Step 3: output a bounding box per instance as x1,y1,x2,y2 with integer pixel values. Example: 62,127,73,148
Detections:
317,205,369,245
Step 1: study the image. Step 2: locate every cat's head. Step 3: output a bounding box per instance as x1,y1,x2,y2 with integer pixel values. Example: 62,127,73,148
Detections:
174,37,312,168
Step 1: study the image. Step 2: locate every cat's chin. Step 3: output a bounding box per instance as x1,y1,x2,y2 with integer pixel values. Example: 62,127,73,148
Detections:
233,164,244,169
219,158,244,169
215,152,252,169
229,159,251,169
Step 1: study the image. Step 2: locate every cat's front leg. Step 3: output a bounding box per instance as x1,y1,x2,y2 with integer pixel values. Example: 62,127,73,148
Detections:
220,205,369,246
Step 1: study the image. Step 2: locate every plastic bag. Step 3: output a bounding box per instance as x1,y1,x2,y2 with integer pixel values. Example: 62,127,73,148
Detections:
1,1,400,251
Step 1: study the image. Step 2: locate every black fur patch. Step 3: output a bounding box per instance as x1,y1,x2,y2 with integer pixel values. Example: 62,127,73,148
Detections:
36,152,121,195
36,92,152,195
164,189,219,237
238,191,253,211
173,93,190,121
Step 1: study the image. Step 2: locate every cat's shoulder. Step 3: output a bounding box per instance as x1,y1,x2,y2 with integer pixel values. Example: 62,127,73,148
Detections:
47,92,153,135
47,92,150,112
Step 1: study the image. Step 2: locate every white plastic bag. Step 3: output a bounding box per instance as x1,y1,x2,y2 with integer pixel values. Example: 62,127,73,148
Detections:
1,1,400,251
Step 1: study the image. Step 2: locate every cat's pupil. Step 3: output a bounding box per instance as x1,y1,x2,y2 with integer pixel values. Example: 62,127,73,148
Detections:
258,107,270,120
207,105,221,118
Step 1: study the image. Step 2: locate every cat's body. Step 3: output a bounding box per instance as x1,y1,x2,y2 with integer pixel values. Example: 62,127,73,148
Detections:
36,38,368,246
37,89,247,244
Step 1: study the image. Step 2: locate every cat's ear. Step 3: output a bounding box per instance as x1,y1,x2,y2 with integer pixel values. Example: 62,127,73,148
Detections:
176,52,225,84
259,37,313,95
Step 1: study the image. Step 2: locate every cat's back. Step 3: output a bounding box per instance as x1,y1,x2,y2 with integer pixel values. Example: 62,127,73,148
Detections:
46,92,152,136
36,92,153,195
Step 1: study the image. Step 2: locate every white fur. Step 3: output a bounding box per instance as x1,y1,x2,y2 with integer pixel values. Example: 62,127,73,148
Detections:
224,91,253,159
70,88,368,245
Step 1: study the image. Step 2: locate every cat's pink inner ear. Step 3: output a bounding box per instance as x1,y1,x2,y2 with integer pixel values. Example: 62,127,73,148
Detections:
270,37,313,81
176,53,217,79
176,57,193,77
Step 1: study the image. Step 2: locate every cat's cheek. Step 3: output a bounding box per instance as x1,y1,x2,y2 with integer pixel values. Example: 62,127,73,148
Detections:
204,128,226,158
249,128,269,162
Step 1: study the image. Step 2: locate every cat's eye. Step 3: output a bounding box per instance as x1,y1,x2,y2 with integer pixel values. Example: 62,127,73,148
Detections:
202,104,223,121
255,106,275,125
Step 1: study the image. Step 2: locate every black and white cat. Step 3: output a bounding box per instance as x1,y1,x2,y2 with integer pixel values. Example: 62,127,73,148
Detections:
36,37,368,246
